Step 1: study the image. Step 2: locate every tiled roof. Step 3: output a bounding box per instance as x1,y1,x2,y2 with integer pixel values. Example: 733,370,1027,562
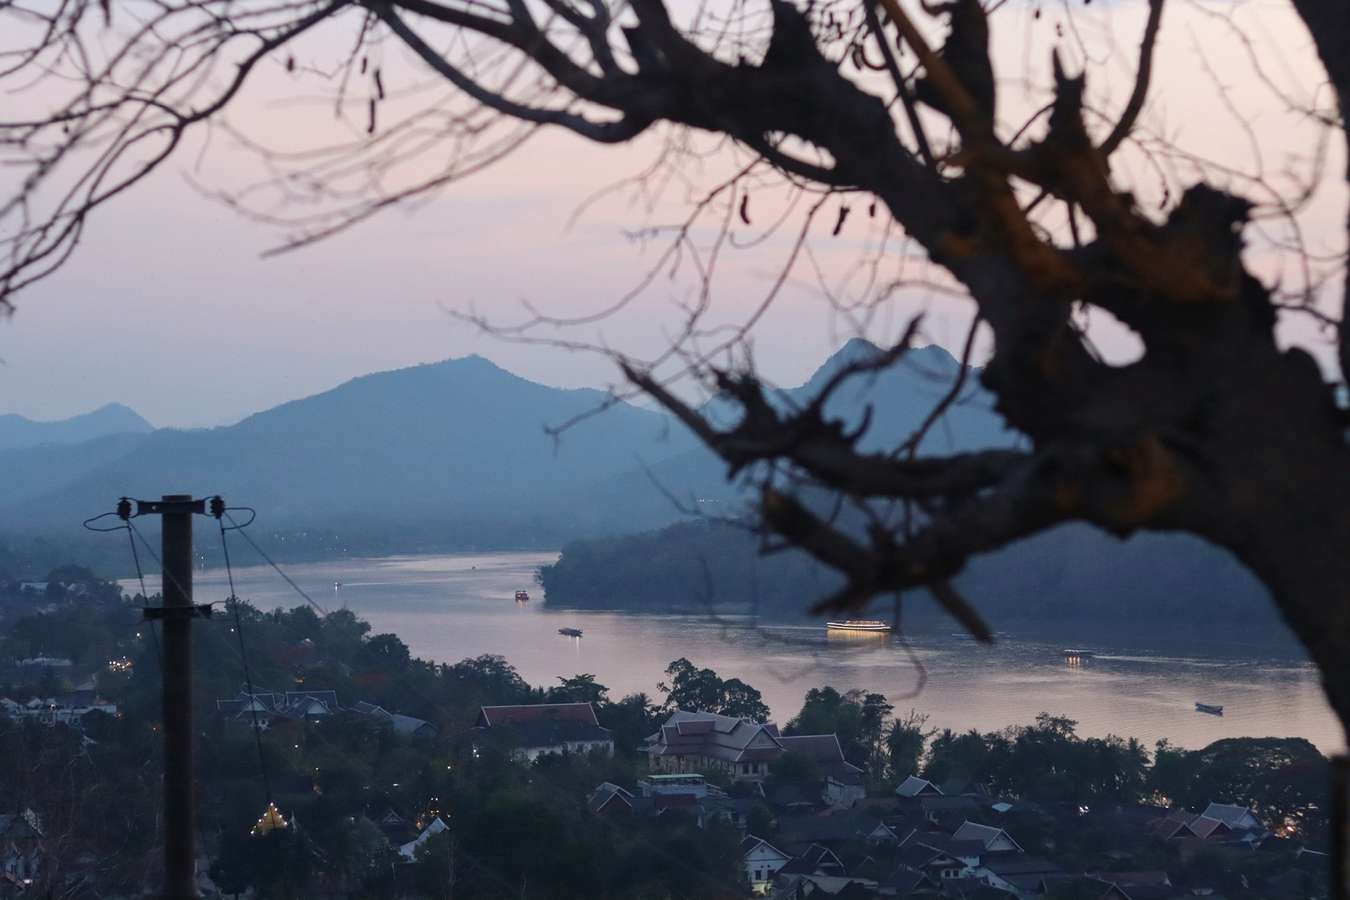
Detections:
896,775,943,798
489,718,612,749
921,795,981,811
216,690,339,719
881,864,932,892
645,710,784,764
778,734,863,773
913,834,987,860
952,821,1022,851
983,855,1061,876
741,835,789,858
477,702,599,727
1201,802,1263,830
777,811,892,845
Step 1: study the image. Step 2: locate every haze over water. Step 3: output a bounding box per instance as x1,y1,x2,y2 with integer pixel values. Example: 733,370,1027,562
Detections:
139,550,1343,754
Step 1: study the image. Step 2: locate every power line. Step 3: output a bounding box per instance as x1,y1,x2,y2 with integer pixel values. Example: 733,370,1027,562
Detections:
222,509,328,618
214,498,274,804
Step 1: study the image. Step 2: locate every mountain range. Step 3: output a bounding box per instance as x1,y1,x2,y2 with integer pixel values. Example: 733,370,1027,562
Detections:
0,356,705,539
0,344,1276,626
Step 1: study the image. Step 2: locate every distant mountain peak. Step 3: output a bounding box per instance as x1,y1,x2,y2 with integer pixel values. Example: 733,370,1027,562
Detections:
802,338,964,394
0,402,152,452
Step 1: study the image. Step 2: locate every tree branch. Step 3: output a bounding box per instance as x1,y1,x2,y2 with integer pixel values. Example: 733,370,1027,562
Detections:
1099,0,1165,157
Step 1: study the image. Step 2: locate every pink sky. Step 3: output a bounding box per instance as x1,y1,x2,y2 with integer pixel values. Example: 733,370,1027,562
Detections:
0,0,1342,427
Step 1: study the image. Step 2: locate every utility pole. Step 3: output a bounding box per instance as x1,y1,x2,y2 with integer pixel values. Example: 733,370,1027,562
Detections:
122,494,214,900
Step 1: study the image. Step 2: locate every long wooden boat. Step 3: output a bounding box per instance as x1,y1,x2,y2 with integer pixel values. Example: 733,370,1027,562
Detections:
825,620,893,633
1195,702,1224,716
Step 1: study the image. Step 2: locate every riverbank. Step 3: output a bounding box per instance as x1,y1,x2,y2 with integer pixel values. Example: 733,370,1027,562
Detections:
128,550,1343,754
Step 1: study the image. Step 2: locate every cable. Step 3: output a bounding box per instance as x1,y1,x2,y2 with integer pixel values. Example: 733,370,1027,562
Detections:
222,510,328,618
118,519,168,675
216,505,274,803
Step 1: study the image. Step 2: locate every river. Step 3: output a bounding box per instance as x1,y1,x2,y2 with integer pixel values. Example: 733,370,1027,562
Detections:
128,550,1343,753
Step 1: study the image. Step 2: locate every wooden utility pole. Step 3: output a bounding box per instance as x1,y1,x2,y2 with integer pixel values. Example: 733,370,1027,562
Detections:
125,494,213,899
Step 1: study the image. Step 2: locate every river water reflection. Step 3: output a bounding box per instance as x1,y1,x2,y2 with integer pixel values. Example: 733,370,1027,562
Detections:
144,550,1343,753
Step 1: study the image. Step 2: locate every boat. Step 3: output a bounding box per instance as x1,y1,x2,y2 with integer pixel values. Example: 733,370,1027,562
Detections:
1063,649,1095,661
825,620,892,633
1195,702,1224,716
558,627,583,638
515,590,530,602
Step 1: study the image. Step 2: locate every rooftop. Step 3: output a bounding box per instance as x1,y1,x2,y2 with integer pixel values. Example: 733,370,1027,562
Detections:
477,702,600,727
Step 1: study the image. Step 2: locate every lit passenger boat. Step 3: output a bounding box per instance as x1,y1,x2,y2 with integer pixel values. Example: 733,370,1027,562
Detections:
825,620,893,633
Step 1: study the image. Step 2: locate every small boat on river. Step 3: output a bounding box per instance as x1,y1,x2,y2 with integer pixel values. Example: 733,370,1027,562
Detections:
514,590,530,602
825,620,892,633
558,627,583,638
1195,702,1224,716
1063,649,1095,662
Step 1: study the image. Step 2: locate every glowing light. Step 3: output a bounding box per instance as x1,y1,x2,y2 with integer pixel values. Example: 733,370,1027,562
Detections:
251,801,290,836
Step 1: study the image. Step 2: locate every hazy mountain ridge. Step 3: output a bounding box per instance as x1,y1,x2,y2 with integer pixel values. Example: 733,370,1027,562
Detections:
0,402,152,451
0,356,696,532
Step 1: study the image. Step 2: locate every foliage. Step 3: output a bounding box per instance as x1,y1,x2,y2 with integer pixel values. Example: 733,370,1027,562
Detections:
785,686,891,773
658,658,770,722
886,709,933,780
1148,736,1331,840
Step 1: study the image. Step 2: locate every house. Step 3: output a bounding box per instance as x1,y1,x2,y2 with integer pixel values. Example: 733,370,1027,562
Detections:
398,817,449,860
904,834,986,881
349,701,437,740
588,782,635,815
697,796,762,832
950,822,1024,854
0,811,43,884
936,878,1016,898
475,703,613,761
643,711,863,784
779,844,847,878
777,811,899,854
769,873,881,898
919,796,983,831
777,734,866,798
1085,870,1174,898
938,778,989,799
977,855,1062,895
742,835,792,894
1038,876,1131,899
1199,803,1269,846
0,695,117,730
877,862,940,896
1148,809,1228,841
896,775,944,798
375,808,417,847
639,773,714,798
645,710,785,780
215,690,340,728
763,778,827,815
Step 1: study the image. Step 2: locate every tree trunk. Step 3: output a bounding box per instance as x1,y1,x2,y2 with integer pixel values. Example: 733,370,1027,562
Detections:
1220,449,1350,746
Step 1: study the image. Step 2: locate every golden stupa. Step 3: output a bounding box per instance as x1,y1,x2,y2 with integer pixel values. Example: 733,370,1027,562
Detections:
250,801,289,836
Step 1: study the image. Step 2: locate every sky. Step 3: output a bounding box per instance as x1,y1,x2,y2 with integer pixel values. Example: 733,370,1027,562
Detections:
0,0,1343,428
